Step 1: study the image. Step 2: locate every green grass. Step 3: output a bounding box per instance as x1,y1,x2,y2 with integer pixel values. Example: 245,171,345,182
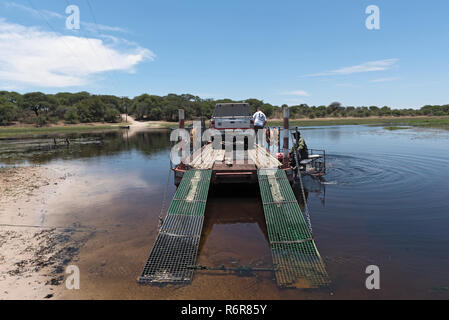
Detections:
144,117,449,130
2,116,449,138
146,121,180,129
0,125,121,139
268,116,449,130
384,126,410,131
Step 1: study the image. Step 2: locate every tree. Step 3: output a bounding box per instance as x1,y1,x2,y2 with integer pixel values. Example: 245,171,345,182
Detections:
104,108,120,123
55,92,90,106
0,101,17,125
148,107,162,120
380,106,392,116
327,102,342,115
34,114,49,127
22,92,56,116
88,96,107,121
64,107,79,124
75,100,93,123
245,99,264,114
262,103,274,118
1,90,446,125
0,91,22,105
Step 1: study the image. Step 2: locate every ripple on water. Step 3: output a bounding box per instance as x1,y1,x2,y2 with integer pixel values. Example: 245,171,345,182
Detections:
323,153,449,209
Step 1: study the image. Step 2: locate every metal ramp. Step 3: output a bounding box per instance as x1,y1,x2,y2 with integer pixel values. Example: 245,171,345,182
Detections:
139,170,212,284
258,169,330,288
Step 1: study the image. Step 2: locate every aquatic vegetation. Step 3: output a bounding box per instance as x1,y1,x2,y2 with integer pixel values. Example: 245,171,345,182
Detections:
268,116,449,130
384,126,410,131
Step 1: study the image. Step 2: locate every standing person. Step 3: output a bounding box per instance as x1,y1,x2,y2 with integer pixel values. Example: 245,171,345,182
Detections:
290,131,309,167
253,107,267,145
253,107,267,131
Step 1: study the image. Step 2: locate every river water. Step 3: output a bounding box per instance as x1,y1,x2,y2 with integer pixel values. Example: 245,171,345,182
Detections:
1,125,448,299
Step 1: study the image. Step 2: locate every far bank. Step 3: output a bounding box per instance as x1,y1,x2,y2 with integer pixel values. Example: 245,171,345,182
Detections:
1,116,449,139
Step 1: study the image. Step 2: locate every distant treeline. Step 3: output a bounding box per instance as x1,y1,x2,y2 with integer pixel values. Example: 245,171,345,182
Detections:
0,91,448,126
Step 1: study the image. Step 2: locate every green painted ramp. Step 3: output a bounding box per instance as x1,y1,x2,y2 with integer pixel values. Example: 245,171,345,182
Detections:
139,170,212,284
258,169,330,288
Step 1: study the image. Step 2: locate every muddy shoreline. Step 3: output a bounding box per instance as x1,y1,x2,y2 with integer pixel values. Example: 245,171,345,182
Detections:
0,166,94,300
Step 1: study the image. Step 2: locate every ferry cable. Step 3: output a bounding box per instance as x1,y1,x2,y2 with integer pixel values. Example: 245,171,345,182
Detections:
291,131,314,236
158,163,172,230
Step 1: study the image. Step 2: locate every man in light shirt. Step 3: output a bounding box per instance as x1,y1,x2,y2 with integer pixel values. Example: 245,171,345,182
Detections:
253,107,267,145
253,107,267,131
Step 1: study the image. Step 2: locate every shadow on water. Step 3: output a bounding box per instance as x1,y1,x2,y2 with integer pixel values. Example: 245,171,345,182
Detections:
197,179,326,278
202,184,269,248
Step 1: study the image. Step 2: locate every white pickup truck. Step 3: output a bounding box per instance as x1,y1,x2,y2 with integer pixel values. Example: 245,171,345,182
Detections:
210,103,254,149
210,103,254,131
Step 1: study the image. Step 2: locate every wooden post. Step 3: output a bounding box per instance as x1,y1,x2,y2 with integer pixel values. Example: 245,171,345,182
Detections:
278,126,281,153
283,106,290,168
178,109,186,168
179,109,185,129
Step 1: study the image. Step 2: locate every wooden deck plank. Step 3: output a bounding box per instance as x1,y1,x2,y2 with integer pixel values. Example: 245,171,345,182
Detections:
189,143,281,170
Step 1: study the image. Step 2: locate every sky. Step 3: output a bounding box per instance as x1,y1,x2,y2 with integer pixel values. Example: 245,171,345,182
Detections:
1,0,448,108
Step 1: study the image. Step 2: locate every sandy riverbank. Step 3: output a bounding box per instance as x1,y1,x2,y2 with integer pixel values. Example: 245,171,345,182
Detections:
0,166,94,300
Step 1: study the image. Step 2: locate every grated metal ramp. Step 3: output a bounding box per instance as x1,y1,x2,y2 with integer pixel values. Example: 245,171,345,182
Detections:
139,170,212,284
258,169,330,288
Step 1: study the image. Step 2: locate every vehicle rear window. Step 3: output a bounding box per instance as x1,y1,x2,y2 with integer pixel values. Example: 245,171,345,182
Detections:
213,104,251,117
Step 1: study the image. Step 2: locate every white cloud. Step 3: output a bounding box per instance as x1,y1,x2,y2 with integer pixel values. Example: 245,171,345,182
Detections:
283,90,310,97
282,97,309,106
0,20,154,88
3,1,64,20
4,1,40,16
83,22,128,34
307,59,399,77
335,83,360,88
3,1,127,33
371,77,399,83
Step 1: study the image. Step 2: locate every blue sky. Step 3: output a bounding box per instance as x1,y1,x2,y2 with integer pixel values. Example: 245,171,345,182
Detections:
1,0,448,108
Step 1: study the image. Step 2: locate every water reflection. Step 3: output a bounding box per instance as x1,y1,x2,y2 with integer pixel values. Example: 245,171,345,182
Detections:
202,184,269,246
293,175,327,207
0,130,172,165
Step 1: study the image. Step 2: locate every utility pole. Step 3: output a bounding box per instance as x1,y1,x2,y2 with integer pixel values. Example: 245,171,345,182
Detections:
283,106,290,168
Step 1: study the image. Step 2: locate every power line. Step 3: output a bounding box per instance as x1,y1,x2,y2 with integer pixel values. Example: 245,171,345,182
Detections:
66,0,123,96
26,0,92,73
63,0,105,69
85,0,121,80
84,0,130,98
27,0,123,96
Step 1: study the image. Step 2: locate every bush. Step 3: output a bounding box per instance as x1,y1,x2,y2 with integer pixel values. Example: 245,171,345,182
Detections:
148,107,162,121
49,116,59,124
55,105,69,119
0,103,17,125
34,114,49,127
64,107,79,124
75,102,93,123
104,108,120,123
